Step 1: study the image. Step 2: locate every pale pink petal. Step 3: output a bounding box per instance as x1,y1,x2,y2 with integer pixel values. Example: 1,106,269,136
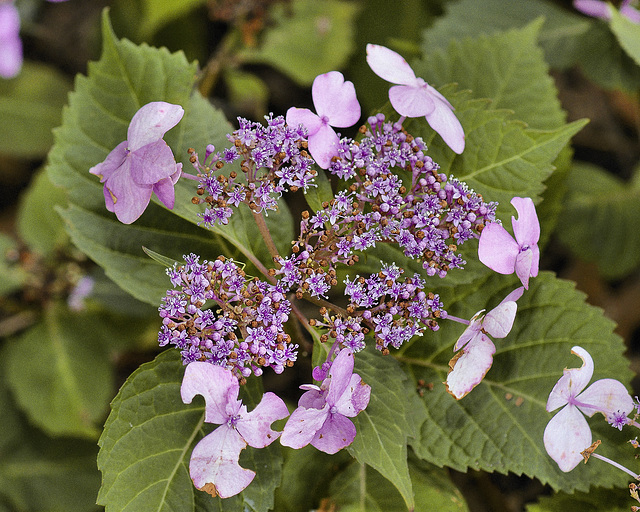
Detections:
574,0,610,19
388,84,435,118
543,404,591,472
453,319,482,351
576,378,634,418
546,346,594,412
478,223,520,274
515,249,534,289
426,85,454,110
482,301,517,338
311,412,357,454
326,349,355,406
101,184,116,213
312,71,361,127
285,107,323,137
189,425,254,498
366,44,418,86
88,141,128,182
445,333,496,400
235,392,289,448
181,362,239,426
511,197,540,247
308,123,340,169
169,162,182,184
298,385,325,410
103,159,154,224
0,3,22,79
129,140,179,185
333,374,371,417
425,91,465,154
280,405,329,449
501,286,525,305
152,177,176,209
621,4,640,23
127,102,184,152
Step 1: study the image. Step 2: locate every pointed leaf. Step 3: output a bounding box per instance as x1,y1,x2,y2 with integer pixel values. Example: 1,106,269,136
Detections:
399,272,633,493
610,6,640,67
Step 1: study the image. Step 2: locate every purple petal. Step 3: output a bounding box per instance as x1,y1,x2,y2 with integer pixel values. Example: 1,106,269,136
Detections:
621,4,640,23
235,392,289,449
514,248,534,289
189,425,254,498
366,44,418,86
453,318,482,351
573,0,610,19
308,123,340,169
129,140,180,185
298,385,325,410
88,141,128,183
312,71,361,128
546,346,594,412
424,88,465,154
388,84,435,118
511,197,540,247
332,373,371,417
102,158,154,224
285,107,322,136
445,333,496,400
543,404,591,472
127,101,184,152
500,286,525,305
576,378,634,418
478,223,520,274
482,300,517,338
311,412,357,454
280,405,328,449
326,349,355,406
0,3,22,79
181,362,240,425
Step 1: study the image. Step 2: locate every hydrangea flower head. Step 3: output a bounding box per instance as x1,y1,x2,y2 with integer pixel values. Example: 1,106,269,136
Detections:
286,71,360,169
280,349,371,454
446,287,524,400
574,0,640,23
365,43,465,154
0,2,21,78
478,197,540,289
89,101,184,224
544,346,634,472
181,362,289,498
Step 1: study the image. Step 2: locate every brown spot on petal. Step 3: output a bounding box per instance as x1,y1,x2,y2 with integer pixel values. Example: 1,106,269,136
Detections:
199,482,219,497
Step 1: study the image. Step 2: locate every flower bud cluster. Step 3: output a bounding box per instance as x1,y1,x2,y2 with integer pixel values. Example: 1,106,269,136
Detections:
309,263,447,355
158,254,298,378
190,114,317,228
329,114,497,277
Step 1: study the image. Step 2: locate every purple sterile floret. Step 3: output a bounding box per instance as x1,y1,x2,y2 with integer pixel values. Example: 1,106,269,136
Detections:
280,349,371,454
478,197,540,289
543,346,634,472
286,71,361,169
181,362,289,498
574,0,640,23
445,287,524,400
89,102,184,224
366,43,465,154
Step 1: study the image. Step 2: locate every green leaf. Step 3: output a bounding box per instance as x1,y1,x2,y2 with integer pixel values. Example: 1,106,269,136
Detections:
526,486,632,512
419,20,566,130
557,162,640,280
329,458,469,512
609,6,640,66
239,0,361,85
0,233,27,296
399,272,633,493
223,68,270,119
98,350,282,512
136,0,206,39
403,89,587,217
345,348,428,511
2,303,115,439
0,62,71,158
422,0,591,70
17,168,68,257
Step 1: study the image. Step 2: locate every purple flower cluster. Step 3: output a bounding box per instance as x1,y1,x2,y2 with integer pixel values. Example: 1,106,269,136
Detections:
189,114,317,228
158,254,298,378
328,114,496,277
